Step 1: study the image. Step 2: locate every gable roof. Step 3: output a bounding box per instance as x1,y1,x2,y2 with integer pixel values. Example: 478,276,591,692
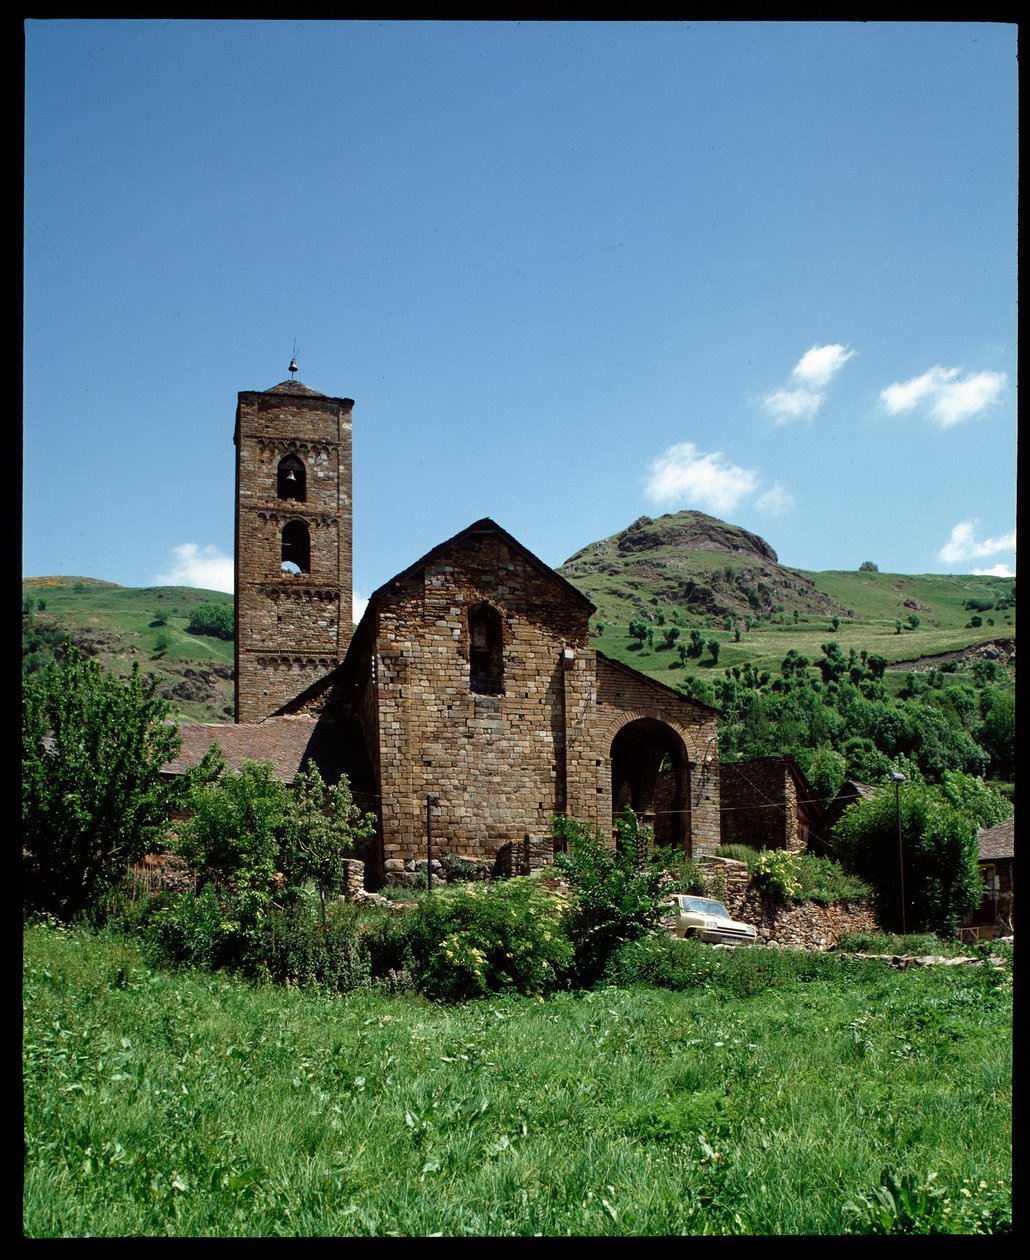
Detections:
595,649,719,715
364,517,596,614
977,815,1014,862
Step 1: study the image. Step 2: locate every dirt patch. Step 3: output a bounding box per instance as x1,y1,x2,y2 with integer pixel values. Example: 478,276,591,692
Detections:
885,638,1015,671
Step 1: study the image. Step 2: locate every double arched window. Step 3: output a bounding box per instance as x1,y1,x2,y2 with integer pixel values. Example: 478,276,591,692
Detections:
469,603,504,694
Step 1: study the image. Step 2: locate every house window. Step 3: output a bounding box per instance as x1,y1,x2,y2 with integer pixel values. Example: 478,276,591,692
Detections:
281,519,310,574
277,454,306,501
469,603,503,694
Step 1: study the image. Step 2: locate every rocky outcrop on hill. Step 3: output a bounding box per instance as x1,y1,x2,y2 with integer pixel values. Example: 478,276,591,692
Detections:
559,510,847,625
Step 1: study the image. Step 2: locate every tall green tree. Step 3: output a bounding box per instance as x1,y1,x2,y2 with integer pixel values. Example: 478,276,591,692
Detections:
833,778,982,934
22,647,182,921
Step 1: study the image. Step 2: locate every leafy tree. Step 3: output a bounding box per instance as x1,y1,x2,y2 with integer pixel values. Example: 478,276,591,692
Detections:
802,745,847,802
661,625,680,650
175,753,376,950
688,628,706,658
907,613,921,630
935,770,1012,830
22,647,182,921
281,764,376,921
707,639,720,664
186,602,234,640
858,561,879,572
833,778,982,934
976,689,1015,780
176,753,289,919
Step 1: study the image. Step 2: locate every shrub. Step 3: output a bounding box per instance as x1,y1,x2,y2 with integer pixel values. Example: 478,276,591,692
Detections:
553,810,666,986
262,900,373,992
140,884,246,972
400,878,573,1001
649,847,706,893
716,845,871,904
604,934,886,996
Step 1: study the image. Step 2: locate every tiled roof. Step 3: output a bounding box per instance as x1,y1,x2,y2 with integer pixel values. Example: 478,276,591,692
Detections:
978,815,1014,862
163,716,371,791
263,380,328,397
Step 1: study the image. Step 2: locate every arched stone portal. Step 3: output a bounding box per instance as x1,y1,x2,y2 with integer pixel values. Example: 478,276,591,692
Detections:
610,717,690,851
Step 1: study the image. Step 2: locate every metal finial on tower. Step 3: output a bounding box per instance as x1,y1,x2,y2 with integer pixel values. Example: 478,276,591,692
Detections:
289,340,298,378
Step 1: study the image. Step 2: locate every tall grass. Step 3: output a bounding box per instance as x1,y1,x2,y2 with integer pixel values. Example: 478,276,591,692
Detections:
24,923,1010,1236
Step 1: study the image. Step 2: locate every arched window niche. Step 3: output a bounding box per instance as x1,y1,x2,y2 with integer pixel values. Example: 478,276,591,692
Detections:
277,454,307,502
469,602,504,695
281,519,311,575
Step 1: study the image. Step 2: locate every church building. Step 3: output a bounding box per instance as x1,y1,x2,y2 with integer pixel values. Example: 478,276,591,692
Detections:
169,372,723,882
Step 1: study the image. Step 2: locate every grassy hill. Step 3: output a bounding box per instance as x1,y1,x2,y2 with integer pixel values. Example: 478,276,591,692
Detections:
558,512,1015,697
22,512,1015,719
22,579,235,723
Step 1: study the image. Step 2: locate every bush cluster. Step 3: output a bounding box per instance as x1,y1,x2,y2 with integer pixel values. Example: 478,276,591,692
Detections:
717,844,871,904
185,602,234,640
401,878,573,1001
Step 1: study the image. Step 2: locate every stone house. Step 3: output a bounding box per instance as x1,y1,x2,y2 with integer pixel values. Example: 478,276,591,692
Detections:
168,374,722,884
814,778,880,855
961,815,1014,940
718,755,823,853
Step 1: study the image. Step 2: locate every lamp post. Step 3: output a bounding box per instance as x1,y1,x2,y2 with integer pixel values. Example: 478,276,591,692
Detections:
890,771,906,935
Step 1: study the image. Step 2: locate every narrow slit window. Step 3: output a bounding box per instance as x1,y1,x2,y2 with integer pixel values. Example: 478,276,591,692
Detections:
469,603,503,694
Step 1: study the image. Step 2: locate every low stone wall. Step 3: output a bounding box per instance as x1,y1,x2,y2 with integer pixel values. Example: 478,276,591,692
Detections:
700,858,881,950
494,836,554,877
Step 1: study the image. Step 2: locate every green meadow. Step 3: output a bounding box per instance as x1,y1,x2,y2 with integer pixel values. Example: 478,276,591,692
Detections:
24,923,1011,1237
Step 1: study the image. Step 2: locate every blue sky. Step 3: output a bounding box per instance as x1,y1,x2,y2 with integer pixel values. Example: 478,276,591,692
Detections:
24,20,1017,617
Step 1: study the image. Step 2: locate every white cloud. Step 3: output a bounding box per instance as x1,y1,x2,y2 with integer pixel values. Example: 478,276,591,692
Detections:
880,366,1006,427
155,543,234,593
763,387,822,422
764,342,855,423
353,591,369,624
972,564,1015,578
645,442,759,515
937,520,1016,566
792,343,856,389
755,482,796,516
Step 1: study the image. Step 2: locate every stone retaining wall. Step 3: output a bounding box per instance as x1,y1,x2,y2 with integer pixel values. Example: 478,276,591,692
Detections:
700,857,881,950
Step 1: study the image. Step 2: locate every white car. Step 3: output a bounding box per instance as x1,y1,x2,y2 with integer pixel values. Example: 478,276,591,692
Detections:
672,895,758,946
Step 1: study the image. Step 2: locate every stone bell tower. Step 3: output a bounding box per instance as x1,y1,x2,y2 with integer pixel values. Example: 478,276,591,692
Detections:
234,367,354,723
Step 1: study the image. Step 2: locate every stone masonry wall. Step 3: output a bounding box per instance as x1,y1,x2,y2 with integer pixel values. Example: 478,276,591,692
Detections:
720,759,798,851
235,388,353,722
702,858,881,949
371,532,594,865
594,658,721,860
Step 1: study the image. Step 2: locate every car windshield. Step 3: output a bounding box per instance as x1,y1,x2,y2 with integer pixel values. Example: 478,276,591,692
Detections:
677,897,730,917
